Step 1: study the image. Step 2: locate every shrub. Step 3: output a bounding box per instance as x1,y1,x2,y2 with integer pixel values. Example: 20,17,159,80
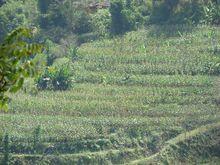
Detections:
91,9,111,37
36,61,72,91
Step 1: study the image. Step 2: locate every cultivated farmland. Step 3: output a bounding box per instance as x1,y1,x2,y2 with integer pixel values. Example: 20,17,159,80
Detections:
1,25,220,164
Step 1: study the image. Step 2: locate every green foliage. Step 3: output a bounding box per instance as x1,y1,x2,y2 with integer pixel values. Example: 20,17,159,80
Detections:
170,1,210,24
0,0,39,41
0,27,43,109
1,0,219,43
22,78,39,96
1,1,220,164
91,9,111,37
151,0,220,24
38,0,92,42
34,35,75,92
44,37,79,65
203,1,220,25
67,46,79,62
110,0,146,35
36,61,72,91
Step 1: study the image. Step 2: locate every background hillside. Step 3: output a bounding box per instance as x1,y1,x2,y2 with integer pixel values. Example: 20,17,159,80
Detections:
0,0,220,164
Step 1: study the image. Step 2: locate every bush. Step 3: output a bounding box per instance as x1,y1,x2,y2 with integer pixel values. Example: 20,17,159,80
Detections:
91,9,111,37
36,61,72,91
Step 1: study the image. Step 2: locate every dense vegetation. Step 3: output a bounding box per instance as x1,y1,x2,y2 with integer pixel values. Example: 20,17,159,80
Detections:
0,0,220,164
0,25,219,164
1,0,219,90
0,28,42,110
1,0,219,41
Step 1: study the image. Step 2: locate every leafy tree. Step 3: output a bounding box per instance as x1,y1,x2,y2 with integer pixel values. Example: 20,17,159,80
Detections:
0,0,39,41
151,0,220,24
91,9,111,37
110,0,145,35
38,0,92,42
0,28,43,110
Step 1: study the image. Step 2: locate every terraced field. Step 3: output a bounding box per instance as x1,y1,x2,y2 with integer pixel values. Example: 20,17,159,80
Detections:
1,25,220,164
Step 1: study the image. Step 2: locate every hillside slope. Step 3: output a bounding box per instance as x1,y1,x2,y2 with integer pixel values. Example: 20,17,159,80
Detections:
129,121,220,164
0,25,220,164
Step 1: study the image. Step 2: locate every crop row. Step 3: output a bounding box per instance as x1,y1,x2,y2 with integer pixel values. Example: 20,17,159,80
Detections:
74,71,214,87
0,112,219,142
75,58,220,75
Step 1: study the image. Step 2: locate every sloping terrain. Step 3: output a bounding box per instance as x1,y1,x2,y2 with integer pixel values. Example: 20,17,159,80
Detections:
129,121,220,164
0,25,220,164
